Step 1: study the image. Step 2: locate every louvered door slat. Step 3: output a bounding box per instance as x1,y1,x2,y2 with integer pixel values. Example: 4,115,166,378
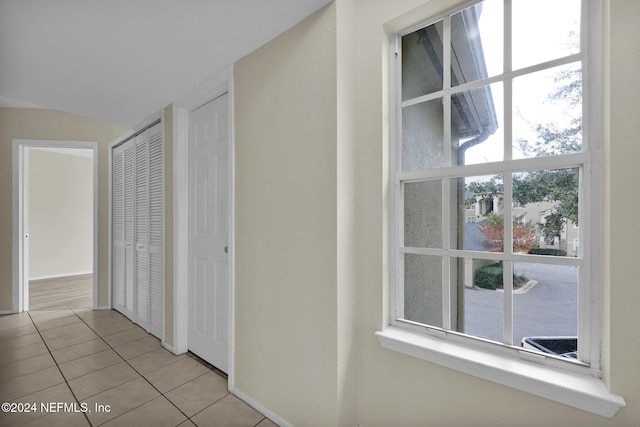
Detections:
148,124,164,335
135,132,150,324
112,147,125,310
124,142,135,315
111,121,163,339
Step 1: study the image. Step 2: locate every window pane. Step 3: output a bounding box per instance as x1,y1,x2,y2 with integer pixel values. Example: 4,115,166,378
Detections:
512,0,581,71
513,262,577,358
404,254,444,328
513,63,582,159
456,257,504,343
451,0,503,86
511,203,536,254
404,180,442,248
404,254,458,330
453,83,503,165
456,175,504,253
402,98,444,171
402,20,444,101
512,168,580,255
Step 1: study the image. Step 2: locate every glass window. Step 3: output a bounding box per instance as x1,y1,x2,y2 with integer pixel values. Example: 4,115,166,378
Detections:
394,0,596,366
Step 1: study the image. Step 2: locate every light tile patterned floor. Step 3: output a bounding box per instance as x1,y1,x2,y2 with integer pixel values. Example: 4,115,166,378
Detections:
0,309,278,427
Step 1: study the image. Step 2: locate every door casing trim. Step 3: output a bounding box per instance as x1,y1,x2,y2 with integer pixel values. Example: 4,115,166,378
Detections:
12,139,98,313
172,65,235,390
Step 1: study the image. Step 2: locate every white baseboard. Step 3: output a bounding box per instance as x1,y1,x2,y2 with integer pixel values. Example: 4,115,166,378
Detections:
30,271,93,281
162,342,176,354
94,306,111,311
0,310,15,315
231,387,292,427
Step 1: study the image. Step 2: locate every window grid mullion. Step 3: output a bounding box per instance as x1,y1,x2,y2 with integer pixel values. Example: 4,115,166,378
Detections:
577,165,589,363
394,32,404,322
442,178,451,330
504,0,513,162
443,15,452,168
503,173,514,345
441,15,452,330
401,53,582,110
504,0,512,74
503,260,514,346
397,179,405,320
397,151,590,182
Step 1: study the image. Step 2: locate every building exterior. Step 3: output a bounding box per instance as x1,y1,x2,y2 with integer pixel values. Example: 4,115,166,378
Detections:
467,195,580,256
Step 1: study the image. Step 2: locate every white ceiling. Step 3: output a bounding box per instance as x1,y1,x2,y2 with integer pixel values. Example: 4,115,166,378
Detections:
0,0,332,128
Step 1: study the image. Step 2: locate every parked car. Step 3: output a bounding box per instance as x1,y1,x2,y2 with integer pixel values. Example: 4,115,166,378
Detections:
520,336,577,359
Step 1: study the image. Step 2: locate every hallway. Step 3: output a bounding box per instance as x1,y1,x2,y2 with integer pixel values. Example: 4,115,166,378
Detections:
0,309,276,427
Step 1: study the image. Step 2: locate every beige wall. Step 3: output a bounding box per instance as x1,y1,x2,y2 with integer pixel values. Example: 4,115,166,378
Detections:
233,0,640,425
354,0,640,426
0,108,129,310
28,149,93,279
234,3,348,425
605,0,640,412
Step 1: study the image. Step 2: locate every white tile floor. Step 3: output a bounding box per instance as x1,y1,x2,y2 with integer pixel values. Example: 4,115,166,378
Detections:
0,309,277,427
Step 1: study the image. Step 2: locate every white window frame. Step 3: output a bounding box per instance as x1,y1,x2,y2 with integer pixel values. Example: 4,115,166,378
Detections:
378,0,625,417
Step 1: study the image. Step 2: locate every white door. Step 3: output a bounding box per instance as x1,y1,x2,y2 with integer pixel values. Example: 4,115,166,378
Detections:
124,140,136,318
135,132,150,324
111,123,164,338
188,94,229,372
147,125,164,337
112,144,126,311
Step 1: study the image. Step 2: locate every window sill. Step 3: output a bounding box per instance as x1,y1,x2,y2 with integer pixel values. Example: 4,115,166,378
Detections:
375,327,625,418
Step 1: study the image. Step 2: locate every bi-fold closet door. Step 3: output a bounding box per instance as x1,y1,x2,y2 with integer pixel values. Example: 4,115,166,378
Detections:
112,122,163,338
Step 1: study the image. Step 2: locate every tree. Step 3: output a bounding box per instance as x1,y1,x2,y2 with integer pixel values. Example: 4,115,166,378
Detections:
514,62,581,241
512,168,579,242
479,213,537,253
467,62,582,244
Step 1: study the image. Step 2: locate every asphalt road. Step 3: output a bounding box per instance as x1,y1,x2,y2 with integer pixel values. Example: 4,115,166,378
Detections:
463,263,578,345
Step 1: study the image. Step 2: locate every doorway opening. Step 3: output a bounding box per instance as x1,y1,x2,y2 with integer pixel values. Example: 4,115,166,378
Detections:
12,140,98,312
172,67,234,383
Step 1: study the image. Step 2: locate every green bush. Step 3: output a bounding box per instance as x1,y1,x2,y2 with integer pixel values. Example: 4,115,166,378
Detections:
528,247,567,256
475,264,503,290
475,263,529,290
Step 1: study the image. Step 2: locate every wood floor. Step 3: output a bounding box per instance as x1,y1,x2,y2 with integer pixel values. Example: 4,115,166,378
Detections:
29,274,93,310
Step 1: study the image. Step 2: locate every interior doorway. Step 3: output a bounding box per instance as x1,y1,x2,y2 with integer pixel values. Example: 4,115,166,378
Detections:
171,67,234,385
12,140,98,312
187,93,230,372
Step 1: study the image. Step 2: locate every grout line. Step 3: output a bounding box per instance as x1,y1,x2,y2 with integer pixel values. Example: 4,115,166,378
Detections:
74,309,203,425
20,309,269,427
27,310,95,427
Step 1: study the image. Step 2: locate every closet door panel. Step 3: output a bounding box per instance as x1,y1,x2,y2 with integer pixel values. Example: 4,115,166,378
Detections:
135,132,150,324
148,124,164,336
112,145,125,310
124,141,136,316
111,121,163,340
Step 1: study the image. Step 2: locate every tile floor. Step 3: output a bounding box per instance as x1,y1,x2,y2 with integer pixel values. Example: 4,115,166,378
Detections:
0,309,277,427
